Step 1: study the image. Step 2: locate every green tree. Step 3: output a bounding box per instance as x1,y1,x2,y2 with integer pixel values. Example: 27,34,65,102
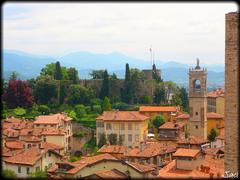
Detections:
154,83,166,104
208,128,218,142
38,105,50,115
130,68,145,103
99,70,109,99
75,104,86,118
103,97,111,111
35,76,57,104
9,71,19,81
90,70,105,79
180,87,189,112
2,169,17,178
153,115,165,129
139,95,152,104
67,84,93,105
92,105,102,114
108,133,117,145
98,133,107,148
67,67,79,83
171,87,182,106
40,63,68,80
152,64,162,83
121,63,131,103
54,61,62,80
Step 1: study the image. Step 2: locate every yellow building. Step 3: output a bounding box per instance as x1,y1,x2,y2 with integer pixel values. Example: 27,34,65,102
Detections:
207,88,225,115
96,111,149,148
175,112,224,135
139,106,180,122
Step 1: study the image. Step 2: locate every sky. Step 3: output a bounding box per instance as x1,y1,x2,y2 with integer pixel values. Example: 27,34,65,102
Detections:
3,2,238,64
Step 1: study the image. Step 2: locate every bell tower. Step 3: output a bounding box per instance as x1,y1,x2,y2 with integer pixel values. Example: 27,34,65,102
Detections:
188,59,208,140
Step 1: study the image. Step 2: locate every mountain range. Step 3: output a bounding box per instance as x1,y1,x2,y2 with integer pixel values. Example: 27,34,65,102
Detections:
3,50,224,87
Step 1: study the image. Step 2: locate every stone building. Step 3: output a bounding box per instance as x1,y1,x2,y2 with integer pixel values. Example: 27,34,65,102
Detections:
225,12,239,174
188,60,208,140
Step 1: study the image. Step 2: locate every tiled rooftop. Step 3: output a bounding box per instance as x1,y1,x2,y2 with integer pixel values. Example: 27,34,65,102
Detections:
159,121,186,129
173,148,200,158
175,112,224,119
96,111,149,122
207,88,224,98
139,106,179,112
177,136,209,145
94,169,128,179
98,145,128,154
34,113,72,124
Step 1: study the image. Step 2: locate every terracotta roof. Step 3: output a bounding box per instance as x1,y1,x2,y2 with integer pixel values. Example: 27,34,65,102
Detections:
159,121,186,129
126,162,155,173
4,147,62,166
203,148,224,156
3,128,19,138
96,111,149,122
19,128,43,136
139,106,178,112
4,147,43,165
177,136,209,145
34,113,72,124
98,145,127,154
126,142,176,158
176,112,223,119
5,140,24,149
175,113,190,119
4,117,23,124
173,148,200,158
20,135,42,142
2,148,25,158
207,88,224,98
94,169,128,179
54,153,118,175
207,112,224,119
41,128,66,136
40,142,64,150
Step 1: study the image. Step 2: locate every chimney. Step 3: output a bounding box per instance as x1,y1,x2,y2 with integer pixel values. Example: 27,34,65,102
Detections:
209,172,214,178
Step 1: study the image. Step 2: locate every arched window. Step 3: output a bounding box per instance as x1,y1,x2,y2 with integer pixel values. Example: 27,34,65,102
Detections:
194,79,201,92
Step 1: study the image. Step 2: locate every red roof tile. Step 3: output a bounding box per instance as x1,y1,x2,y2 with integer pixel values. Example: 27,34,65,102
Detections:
177,136,209,145
207,88,224,98
159,121,186,129
96,111,149,122
41,128,66,136
98,145,127,154
94,169,128,179
34,113,72,124
173,148,200,158
126,162,155,173
5,140,24,149
139,106,179,112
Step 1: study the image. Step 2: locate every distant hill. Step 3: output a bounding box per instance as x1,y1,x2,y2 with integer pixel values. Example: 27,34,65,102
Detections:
3,50,224,87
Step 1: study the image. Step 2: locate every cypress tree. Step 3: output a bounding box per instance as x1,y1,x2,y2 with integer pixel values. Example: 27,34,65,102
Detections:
122,63,132,103
99,70,109,99
54,61,62,80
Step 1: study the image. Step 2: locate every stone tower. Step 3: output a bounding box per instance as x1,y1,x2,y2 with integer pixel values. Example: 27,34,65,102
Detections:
225,12,239,174
188,59,208,140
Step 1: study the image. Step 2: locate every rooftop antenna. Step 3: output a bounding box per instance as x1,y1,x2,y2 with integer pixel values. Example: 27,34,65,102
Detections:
150,45,153,68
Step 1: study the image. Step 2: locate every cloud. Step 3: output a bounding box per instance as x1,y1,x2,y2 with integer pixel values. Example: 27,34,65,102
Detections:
3,2,238,64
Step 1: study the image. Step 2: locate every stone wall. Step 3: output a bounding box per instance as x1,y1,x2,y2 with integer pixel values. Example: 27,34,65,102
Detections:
224,12,239,174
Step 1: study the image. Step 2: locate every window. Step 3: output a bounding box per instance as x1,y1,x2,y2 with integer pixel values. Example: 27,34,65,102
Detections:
128,134,132,142
51,125,54,127
106,123,112,130
196,112,198,115
128,123,132,130
194,79,201,92
121,123,125,130
18,166,21,173
48,152,51,157
135,124,139,130
44,137,46,142
114,124,118,130
120,134,125,142
195,125,198,129
135,135,139,141
26,167,30,174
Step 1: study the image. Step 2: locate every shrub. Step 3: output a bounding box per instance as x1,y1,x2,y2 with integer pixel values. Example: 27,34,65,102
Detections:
38,105,50,115
13,107,26,117
112,102,130,110
153,115,165,129
69,156,81,162
74,104,86,118
68,110,77,120
2,169,17,178
90,98,102,106
85,106,91,114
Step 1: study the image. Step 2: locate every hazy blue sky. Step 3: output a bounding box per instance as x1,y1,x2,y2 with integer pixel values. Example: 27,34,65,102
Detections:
3,2,238,64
